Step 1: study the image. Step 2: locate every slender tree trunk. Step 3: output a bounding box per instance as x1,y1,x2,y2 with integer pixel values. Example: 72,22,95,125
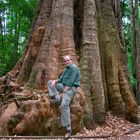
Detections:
130,0,137,82
135,0,140,104
13,12,20,64
0,15,5,55
0,12,6,64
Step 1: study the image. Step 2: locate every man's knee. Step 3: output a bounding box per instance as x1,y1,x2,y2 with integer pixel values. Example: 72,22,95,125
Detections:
48,80,52,87
56,83,63,92
48,80,52,84
61,100,69,109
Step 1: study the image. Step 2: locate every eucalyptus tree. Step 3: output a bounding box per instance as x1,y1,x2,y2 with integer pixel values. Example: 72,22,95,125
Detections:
0,0,138,136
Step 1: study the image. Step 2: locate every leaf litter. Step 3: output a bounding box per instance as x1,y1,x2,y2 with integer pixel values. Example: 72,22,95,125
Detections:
75,112,140,140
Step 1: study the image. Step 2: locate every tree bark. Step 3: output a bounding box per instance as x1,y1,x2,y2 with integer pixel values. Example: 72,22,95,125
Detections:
96,0,137,120
81,0,105,128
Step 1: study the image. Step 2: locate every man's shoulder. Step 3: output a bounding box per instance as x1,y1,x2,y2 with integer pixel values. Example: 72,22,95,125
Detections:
70,64,79,69
70,64,80,74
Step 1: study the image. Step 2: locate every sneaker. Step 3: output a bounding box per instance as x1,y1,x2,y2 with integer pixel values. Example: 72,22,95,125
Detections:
50,99,61,106
65,130,72,139
50,95,55,100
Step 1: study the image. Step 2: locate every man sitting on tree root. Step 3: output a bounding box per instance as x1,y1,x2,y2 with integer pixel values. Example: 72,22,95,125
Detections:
48,55,80,138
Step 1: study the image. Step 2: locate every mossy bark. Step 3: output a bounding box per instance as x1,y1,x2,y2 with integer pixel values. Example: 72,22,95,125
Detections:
96,0,137,120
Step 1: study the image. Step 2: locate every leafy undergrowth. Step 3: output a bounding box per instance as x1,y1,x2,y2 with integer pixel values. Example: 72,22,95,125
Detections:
76,112,140,139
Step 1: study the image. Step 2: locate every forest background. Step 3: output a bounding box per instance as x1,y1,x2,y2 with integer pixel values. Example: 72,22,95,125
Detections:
0,0,37,76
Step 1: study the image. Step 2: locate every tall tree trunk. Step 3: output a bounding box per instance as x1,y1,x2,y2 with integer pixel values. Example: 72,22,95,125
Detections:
96,0,137,121
130,0,137,83
0,15,5,57
135,0,140,104
0,0,138,136
81,0,105,128
13,12,20,64
0,12,6,64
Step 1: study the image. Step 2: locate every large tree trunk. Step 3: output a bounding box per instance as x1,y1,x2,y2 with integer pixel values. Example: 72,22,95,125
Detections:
81,0,105,128
0,0,138,136
97,0,137,121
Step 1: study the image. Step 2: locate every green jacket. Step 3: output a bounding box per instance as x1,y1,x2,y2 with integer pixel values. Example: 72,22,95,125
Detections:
58,64,80,87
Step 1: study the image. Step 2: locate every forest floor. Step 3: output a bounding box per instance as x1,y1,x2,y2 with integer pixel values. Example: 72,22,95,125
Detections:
75,111,140,140
0,111,140,140
1,76,140,139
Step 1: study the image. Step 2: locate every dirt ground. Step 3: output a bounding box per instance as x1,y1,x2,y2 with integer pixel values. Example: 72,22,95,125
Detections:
76,112,140,140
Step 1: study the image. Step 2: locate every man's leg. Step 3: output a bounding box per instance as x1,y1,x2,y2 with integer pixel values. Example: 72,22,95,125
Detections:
48,80,64,101
47,80,59,100
60,88,77,137
60,95,71,129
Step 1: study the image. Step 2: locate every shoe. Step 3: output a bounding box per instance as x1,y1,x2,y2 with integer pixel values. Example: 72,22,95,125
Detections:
65,130,72,139
50,99,61,106
50,95,55,100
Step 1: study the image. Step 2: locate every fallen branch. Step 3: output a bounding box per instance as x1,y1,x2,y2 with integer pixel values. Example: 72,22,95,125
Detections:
124,125,140,135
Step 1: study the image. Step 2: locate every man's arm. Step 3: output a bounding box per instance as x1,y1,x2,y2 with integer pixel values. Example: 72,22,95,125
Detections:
51,80,57,87
63,86,69,92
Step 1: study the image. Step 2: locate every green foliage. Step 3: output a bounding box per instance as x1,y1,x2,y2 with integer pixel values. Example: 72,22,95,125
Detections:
121,0,132,76
121,0,139,91
127,51,136,87
121,0,130,18
0,0,37,76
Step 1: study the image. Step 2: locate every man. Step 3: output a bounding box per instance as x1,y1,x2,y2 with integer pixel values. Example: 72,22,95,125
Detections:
48,55,80,138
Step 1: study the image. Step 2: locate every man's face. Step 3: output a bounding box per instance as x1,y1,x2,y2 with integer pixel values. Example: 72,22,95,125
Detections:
63,56,72,66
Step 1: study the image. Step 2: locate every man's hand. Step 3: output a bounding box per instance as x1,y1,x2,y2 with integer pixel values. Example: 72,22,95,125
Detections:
51,80,56,87
60,93,63,100
63,86,69,92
